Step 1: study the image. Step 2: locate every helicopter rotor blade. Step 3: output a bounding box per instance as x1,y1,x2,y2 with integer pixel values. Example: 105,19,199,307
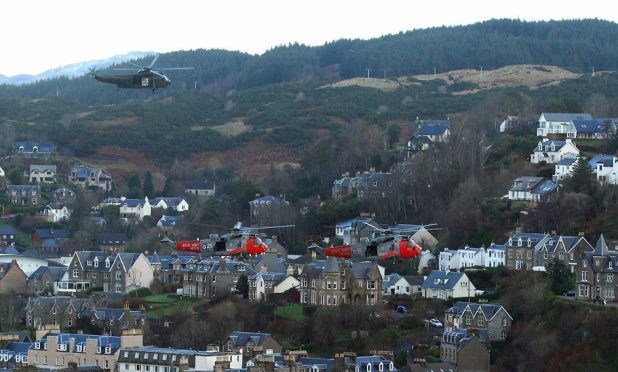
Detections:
154,67,195,71
359,220,386,232
148,54,160,68
113,68,141,71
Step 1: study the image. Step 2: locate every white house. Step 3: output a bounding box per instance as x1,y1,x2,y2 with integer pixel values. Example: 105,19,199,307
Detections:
536,112,592,137
508,177,558,202
553,157,578,182
38,204,71,223
116,253,155,292
150,197,189,212
26,164,57,184
120,197,152,220
530,138,579,164
421,270,478,300
382,273,412,296
417,120,450,142
0,166,4,177
249,272,300,302
417,250,437,274
439,244,506,271
588,155,618,185
567,119,617,139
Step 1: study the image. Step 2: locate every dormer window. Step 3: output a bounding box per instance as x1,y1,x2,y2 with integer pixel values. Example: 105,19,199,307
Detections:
517,238,522,247
105,258,110,268
527,239,531,247
508,238,512,245
609,260,613,269
379,362,384,371
105,346,112,354
87,260,92,266
94,258,99,267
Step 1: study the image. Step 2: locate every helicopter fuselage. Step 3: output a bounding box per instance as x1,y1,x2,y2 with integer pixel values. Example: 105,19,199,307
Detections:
94,70,171,91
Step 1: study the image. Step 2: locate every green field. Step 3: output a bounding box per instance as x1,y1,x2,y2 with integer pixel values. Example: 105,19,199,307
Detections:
275,304,305,321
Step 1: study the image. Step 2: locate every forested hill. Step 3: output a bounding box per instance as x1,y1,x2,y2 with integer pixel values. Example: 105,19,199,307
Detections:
1,19,618,104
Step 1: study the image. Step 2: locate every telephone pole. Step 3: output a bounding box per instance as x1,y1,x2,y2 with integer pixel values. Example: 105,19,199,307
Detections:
366,68,372,78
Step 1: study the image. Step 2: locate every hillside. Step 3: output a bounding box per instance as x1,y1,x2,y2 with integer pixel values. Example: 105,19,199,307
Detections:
1,19,618,105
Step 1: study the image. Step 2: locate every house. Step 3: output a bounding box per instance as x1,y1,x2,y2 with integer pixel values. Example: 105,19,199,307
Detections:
444,302,513,341
248,270,300,302
27,330,143,371
299,258,383,306
0,226,16,247
0,254,56,277
417,120,450,142
332,171,395,201
185,180,216,197
0,166,4,177
117,346,242,372
575,234,617,303
68,165,113,191
182,257,254,299
249,195,294,228
32,229,69,252
530,138,579,164
120,197,152,220
83,303,147,336
27,266,67,295
440,330,490,372
504,232,550,270
52,188,76,203
15,141,55,156
0,260,28,294
553,157,578,182
405,135,433,157
588,154,618,185
59,251,153,294
150,197,189,212
439,244,506,271
37,203,71,223
567,119,617,139
148,253,190,285
225,331,282,357
536,112,593,137
6,184,41,205
387,224,439,248
25,296,94,329
26,164,57,184
420,270,477,300
156,214,182,230
499,115,532,133
0,341,30,369
382,273,413,296
335,217,380,245
417,250,437,274
536,235,593,272
97,232,129,253
507,176,558,202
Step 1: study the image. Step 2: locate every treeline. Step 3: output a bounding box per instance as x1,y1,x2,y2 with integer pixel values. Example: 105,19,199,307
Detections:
2,19,618,104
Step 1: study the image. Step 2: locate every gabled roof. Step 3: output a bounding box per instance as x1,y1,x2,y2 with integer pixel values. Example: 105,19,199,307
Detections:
588,154,615,169
594,234,609,256
324,257,341,274
509,176,544,192
151,197,185,207
250,272,287,283
446,301,513,321
421,270,465,290
532,179,559,196
417,121,450,136
15,141,55,152
556,157,578,166
540,113,592,122
29,164,57,173
253,253,287,274
227,331,273,347
122,199,147,208
506,232,550,247
250,195,289,205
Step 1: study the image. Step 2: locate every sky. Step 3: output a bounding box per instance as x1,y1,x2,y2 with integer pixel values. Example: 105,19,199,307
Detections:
1,0,617,76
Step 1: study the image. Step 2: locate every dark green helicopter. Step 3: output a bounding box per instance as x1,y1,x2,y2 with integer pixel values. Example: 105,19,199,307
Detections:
89,54,193,93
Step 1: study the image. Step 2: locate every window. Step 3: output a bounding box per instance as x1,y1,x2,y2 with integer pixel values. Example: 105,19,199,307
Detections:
502,317,507,327
581,271,588,281
73,269,79,278
607,273,614,283
579,285,589,297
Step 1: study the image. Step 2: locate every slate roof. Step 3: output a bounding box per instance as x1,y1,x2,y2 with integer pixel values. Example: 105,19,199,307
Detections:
227,331,272,347
403,275,425,286
87,307,146,322
52,187,76,199
0,246,20,255
28,266,67,281
506,232,550,247
25,296,93,315
250,195,289,205
446,301,512,321
571,119,604,133
0,226,16,235
35,229,69,240
541,113,593,122
382,273,403,289
29,164,57,173
36,333,121,353
253,253,287,273
185,180,215,190
533,179,559,196
298,357,334,370
324,257,341,274
509,176,544,192
151,197,184,207
250,272,287,283
122,199,147,208
556,157,578,166
421,270,464,290
441,328,490,347
157,215,181,226
97,232,128,245
15,141,55,153
588,154,615,169
417,121,450,136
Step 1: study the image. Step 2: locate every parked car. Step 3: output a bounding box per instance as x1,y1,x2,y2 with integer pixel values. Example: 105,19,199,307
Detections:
397,305,408,314
429,318,443,327
564,290,576,297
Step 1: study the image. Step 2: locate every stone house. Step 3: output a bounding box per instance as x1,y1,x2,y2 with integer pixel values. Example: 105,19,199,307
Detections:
440,329,490,372
535,235,593,272
0,225,16,247
299,258,383,306
248,270,300,302
182,257,254,299
225,331,282,358
0,260,28,294
68,165,113,191
27,266,67,295
504,232,550,270
575,234,617,303
28,329,143,371
26,164,57,184
97,232,129,253
6,184,41,205
25,297,94,329
444,302,513,341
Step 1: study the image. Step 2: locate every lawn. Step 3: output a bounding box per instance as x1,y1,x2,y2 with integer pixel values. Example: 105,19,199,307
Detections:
143,293,199,318
275,304,305,321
